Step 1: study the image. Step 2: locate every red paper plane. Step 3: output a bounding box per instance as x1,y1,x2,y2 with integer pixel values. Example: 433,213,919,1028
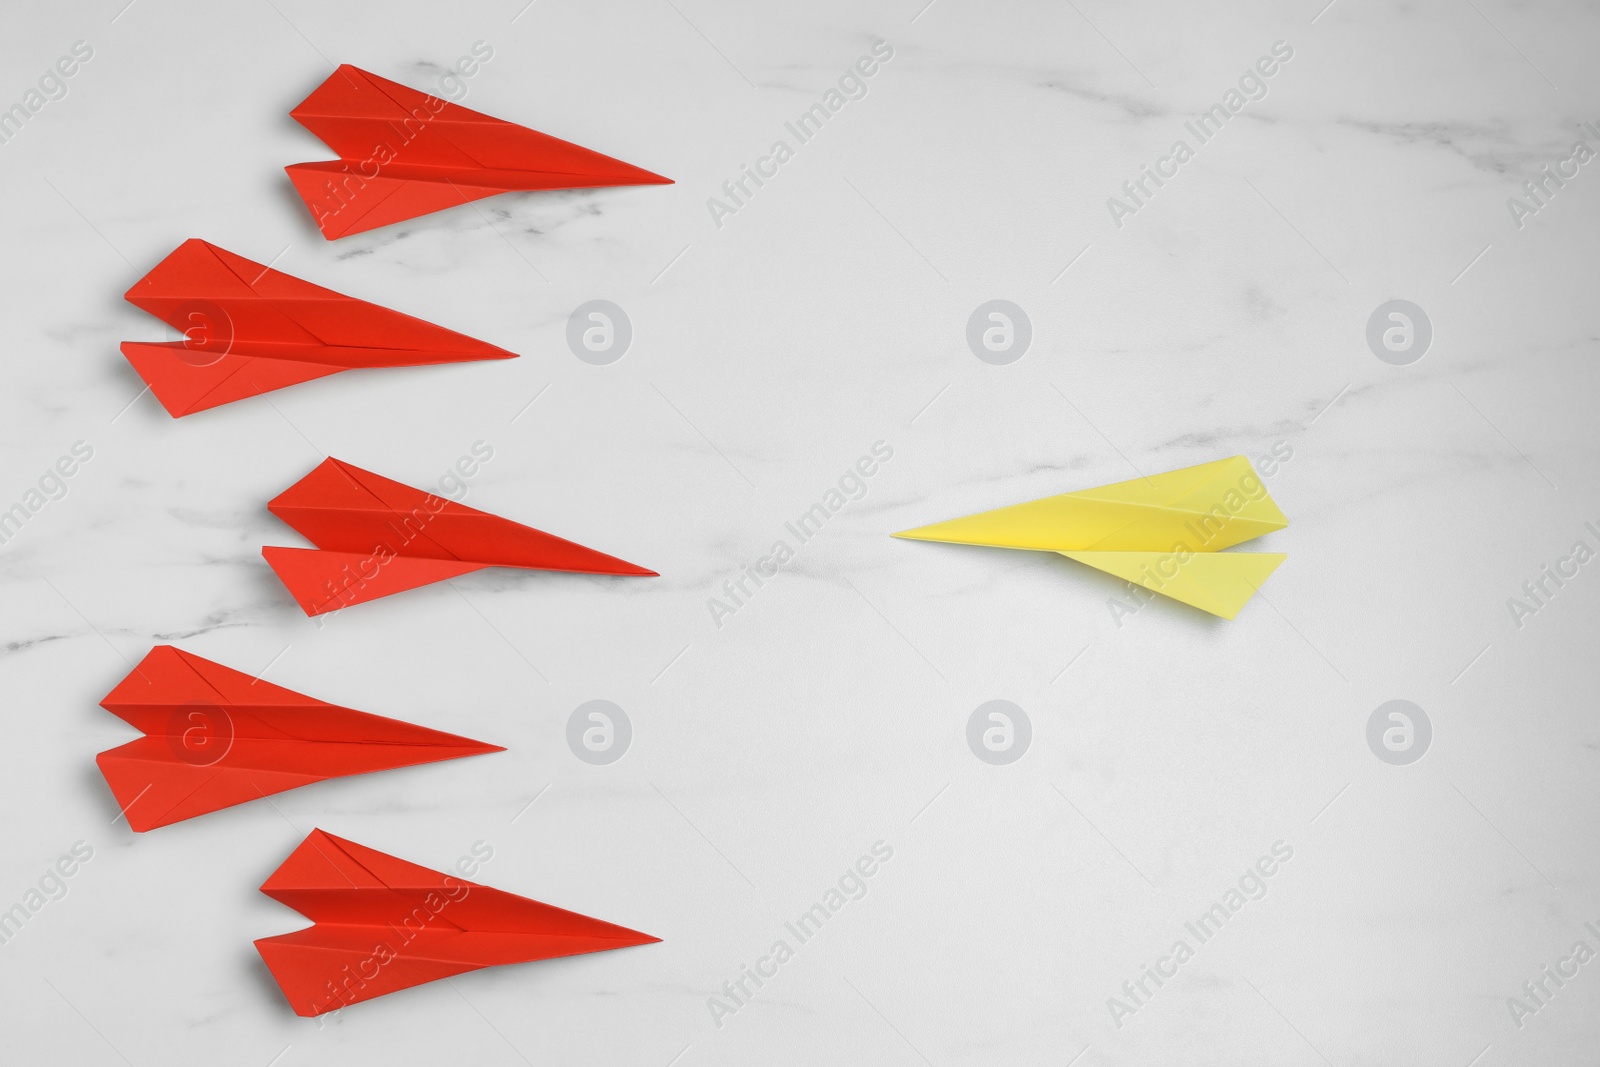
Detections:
96,646,502,832
287,64,672,239
256,829,659,1016
263,457,657,615
120,239,516,416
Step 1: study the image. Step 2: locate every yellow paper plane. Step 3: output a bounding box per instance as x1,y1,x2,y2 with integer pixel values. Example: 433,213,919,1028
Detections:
892,455,1287,619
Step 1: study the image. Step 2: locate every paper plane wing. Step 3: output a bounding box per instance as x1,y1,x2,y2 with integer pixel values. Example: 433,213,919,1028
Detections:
121,239,516,416
255,829,659,1016
95,646,501,831
1062,550,1286,619
287,64,672,239
263,457,657,615
893,456,1287,553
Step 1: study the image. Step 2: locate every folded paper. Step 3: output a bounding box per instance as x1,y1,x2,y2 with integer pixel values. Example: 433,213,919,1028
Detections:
287,64,672,239
96,646,501,831
256,829,659,1016
893,455,1287,619
121,239,516,416
264,457,657,615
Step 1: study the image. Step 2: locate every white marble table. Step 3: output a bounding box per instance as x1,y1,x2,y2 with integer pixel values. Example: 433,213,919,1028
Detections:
2,0,1597,1063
